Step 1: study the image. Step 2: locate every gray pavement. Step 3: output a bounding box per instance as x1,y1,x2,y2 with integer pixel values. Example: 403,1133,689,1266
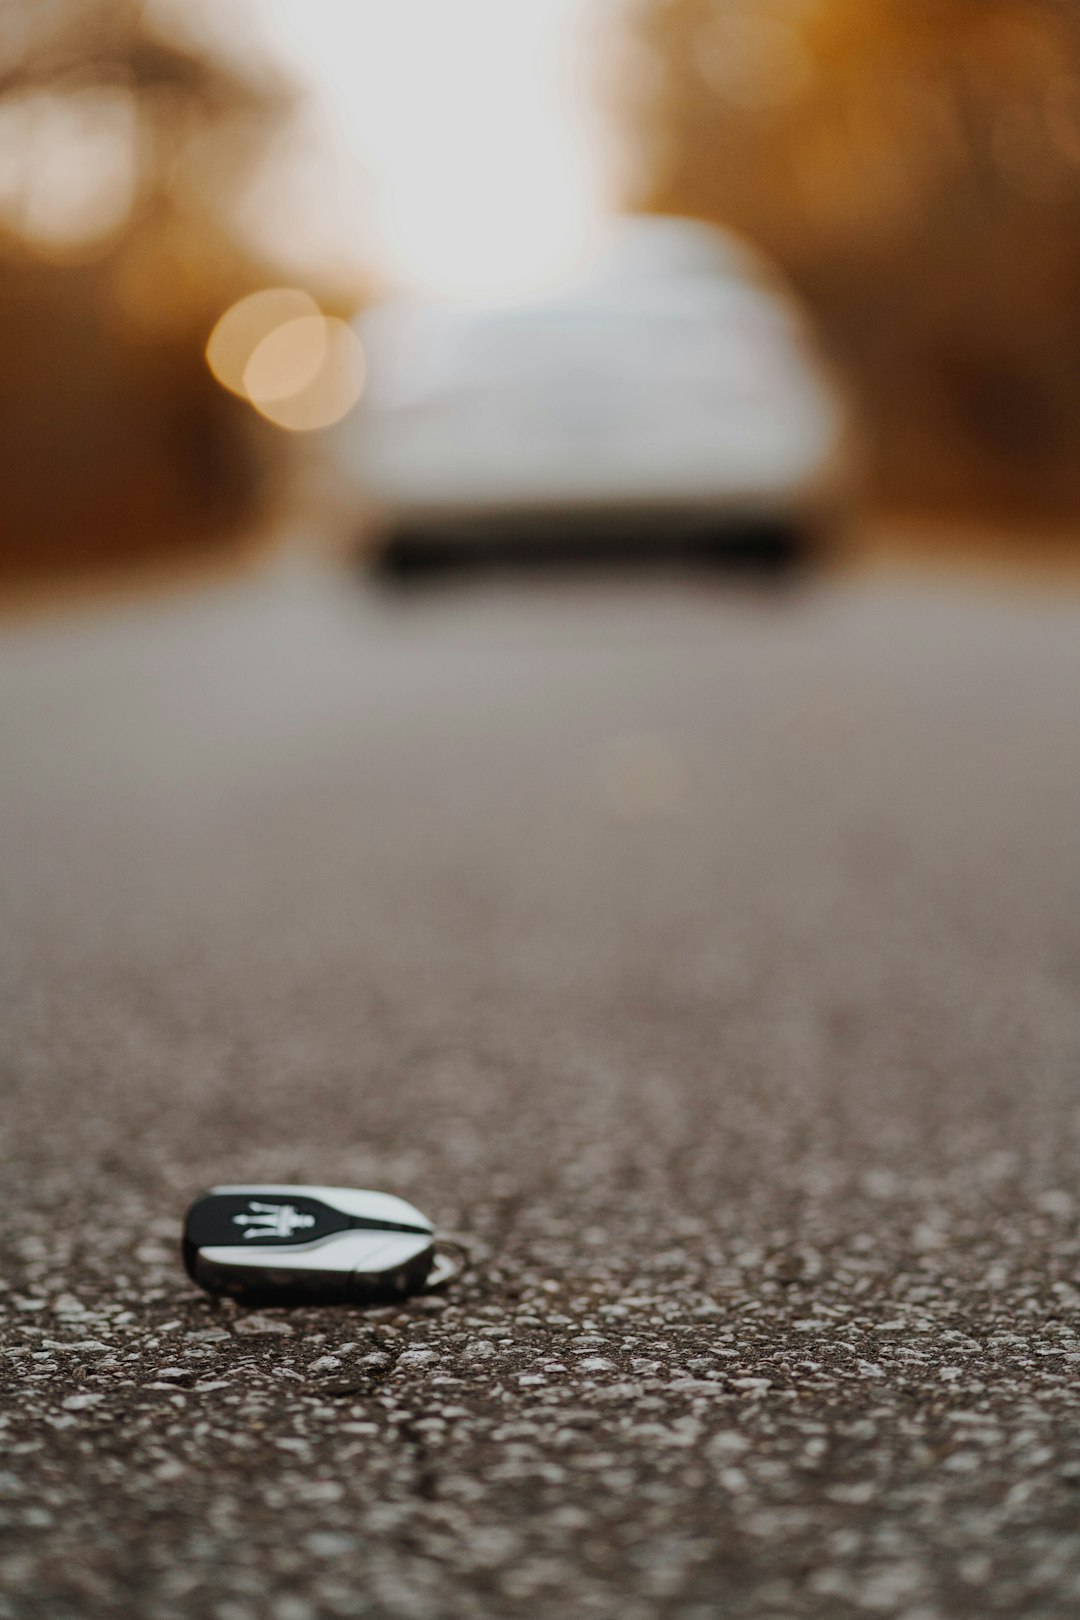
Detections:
2,558,1080,1619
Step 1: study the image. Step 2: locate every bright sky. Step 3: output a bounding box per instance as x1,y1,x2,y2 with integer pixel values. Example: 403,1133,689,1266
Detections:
256,0,617,300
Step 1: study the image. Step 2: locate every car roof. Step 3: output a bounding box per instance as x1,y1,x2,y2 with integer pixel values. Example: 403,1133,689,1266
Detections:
356,217,805,407
365,217,782,336
586,214,774,288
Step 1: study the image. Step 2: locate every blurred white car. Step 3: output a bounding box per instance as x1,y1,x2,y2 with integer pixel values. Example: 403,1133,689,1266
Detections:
340,216,852,569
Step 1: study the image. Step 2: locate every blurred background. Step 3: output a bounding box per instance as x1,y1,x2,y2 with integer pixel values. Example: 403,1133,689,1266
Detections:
5,0,1080,597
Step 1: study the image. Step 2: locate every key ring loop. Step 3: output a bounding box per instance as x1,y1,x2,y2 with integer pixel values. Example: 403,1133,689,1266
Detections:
426,1239,469,1290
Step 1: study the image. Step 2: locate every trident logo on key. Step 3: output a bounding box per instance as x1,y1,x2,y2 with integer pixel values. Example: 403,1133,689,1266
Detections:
232,1201,317,1241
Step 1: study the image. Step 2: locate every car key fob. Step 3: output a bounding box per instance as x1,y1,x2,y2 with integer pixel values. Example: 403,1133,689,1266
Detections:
182,1185,438,1304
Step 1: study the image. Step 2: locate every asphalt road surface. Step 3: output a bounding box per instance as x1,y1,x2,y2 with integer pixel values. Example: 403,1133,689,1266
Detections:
3,556,1080,1620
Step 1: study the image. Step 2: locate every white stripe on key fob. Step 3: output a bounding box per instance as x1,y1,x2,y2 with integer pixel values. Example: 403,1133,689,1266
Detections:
182,1185,439,1304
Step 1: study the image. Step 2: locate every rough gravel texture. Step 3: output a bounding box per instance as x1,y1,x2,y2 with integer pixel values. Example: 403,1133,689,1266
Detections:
2,562,1080,1619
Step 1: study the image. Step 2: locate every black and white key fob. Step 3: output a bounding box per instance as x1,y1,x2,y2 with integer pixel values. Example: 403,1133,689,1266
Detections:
182,1185,440,1304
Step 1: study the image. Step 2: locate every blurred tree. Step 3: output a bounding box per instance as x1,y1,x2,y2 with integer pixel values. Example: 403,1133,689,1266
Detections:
0,0,296,590
620,0,1080,518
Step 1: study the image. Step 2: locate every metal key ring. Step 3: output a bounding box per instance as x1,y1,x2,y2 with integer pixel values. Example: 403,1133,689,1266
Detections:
426,1239,469,1290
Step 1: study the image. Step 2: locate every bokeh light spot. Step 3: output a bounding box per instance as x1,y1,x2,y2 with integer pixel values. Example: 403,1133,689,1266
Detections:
246,317,366,431
206,287,320,398
242,314,329,405
0,90,138,259
598,733,691,821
